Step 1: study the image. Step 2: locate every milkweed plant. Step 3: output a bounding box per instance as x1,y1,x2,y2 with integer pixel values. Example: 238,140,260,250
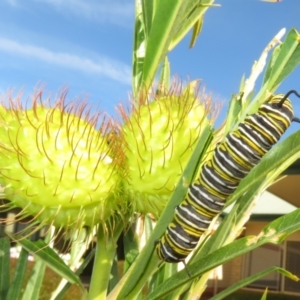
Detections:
1,1,300,300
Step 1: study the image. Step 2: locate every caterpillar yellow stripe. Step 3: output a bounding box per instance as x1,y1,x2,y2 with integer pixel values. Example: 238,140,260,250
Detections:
156,90,299,263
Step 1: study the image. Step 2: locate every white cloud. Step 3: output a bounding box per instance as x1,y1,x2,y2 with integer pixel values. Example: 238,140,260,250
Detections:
5,0,134,26
0,37,131,85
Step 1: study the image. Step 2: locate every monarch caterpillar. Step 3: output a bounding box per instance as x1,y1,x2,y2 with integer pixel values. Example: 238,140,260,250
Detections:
156,90,300,264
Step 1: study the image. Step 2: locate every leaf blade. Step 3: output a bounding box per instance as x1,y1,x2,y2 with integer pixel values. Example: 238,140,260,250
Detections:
0,237,10,300
9,236,82,287
6,247,29,300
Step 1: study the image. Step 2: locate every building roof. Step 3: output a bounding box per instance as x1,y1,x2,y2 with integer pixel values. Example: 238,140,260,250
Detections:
267,175,300,208
224,190,297,216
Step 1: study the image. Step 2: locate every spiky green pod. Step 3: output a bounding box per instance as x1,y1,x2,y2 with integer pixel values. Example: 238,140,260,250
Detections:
0,93,123,228
121,83,213,216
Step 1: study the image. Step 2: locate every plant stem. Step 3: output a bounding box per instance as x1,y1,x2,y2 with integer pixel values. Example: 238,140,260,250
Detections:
114,255,158,300
88,221,123,300
188,271,210,300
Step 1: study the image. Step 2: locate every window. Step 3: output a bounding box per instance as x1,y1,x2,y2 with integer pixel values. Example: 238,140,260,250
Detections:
243,241,300,295
243,244,282,290
283,241,300,293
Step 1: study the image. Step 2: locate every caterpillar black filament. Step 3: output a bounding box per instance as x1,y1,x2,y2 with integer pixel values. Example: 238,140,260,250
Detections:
156,90,300,263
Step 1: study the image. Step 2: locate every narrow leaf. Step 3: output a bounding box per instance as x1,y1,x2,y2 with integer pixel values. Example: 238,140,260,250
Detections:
108,124,213,300
145,208,300,300
6,247,29,300
141,0,155,37
157,56,170,93
270,28,300,89
248,28,300,114
141,0,182,89
189,17,203,48
261,288,268,300
21,258,46,300
0,237,10,300
9,236,82,286
123,225,140,274
169,1,217,51
210,267,298,300
54,248,95,300
224,93,243,136
132,6,146,95
263,45,281,85
108,256,119,293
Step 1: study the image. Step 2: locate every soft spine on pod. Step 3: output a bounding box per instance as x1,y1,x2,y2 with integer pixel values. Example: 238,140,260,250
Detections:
120,83,213,217
0,91,124,229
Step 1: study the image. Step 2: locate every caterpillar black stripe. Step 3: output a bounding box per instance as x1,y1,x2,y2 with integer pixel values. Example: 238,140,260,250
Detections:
156,90,300,263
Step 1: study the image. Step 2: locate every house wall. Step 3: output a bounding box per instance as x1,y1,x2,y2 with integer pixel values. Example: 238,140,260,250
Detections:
207,220,300,292
207,255,244,289
245,220,300,240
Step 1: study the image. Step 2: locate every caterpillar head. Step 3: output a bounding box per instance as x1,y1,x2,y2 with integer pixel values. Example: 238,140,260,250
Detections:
277,90,300,123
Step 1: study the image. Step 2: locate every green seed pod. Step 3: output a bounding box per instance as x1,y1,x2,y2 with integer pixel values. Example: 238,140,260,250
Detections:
0,92,123,229
120,82,213,217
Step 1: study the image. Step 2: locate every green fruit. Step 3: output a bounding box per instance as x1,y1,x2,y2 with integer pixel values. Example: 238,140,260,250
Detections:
121,85,211,216
0,96,122,228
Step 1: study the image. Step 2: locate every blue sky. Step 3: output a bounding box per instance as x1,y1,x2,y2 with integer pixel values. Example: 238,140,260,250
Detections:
1,0,300,134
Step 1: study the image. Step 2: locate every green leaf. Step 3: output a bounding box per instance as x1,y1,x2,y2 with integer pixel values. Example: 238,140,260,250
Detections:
150,261,179,295
141,0,156,37
189,17,203,48
6,247,29,300
54,248,95,300
108,123,213,300
246,28,300,115
157,56,171,93
210,267,298,300
177,179,267,298
170,1,217,51
140,0,182,89
123,225,140,274
9,236,82,286
0,237,10,300
133,1,147,95
148,101,300,299
144,208,300,300
263,45,281,86
108,256,119,293
144,214,154,242
21,257,46,300
261,288,268,300
133,0,216,95
269,28,300,89
224,92,243,135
